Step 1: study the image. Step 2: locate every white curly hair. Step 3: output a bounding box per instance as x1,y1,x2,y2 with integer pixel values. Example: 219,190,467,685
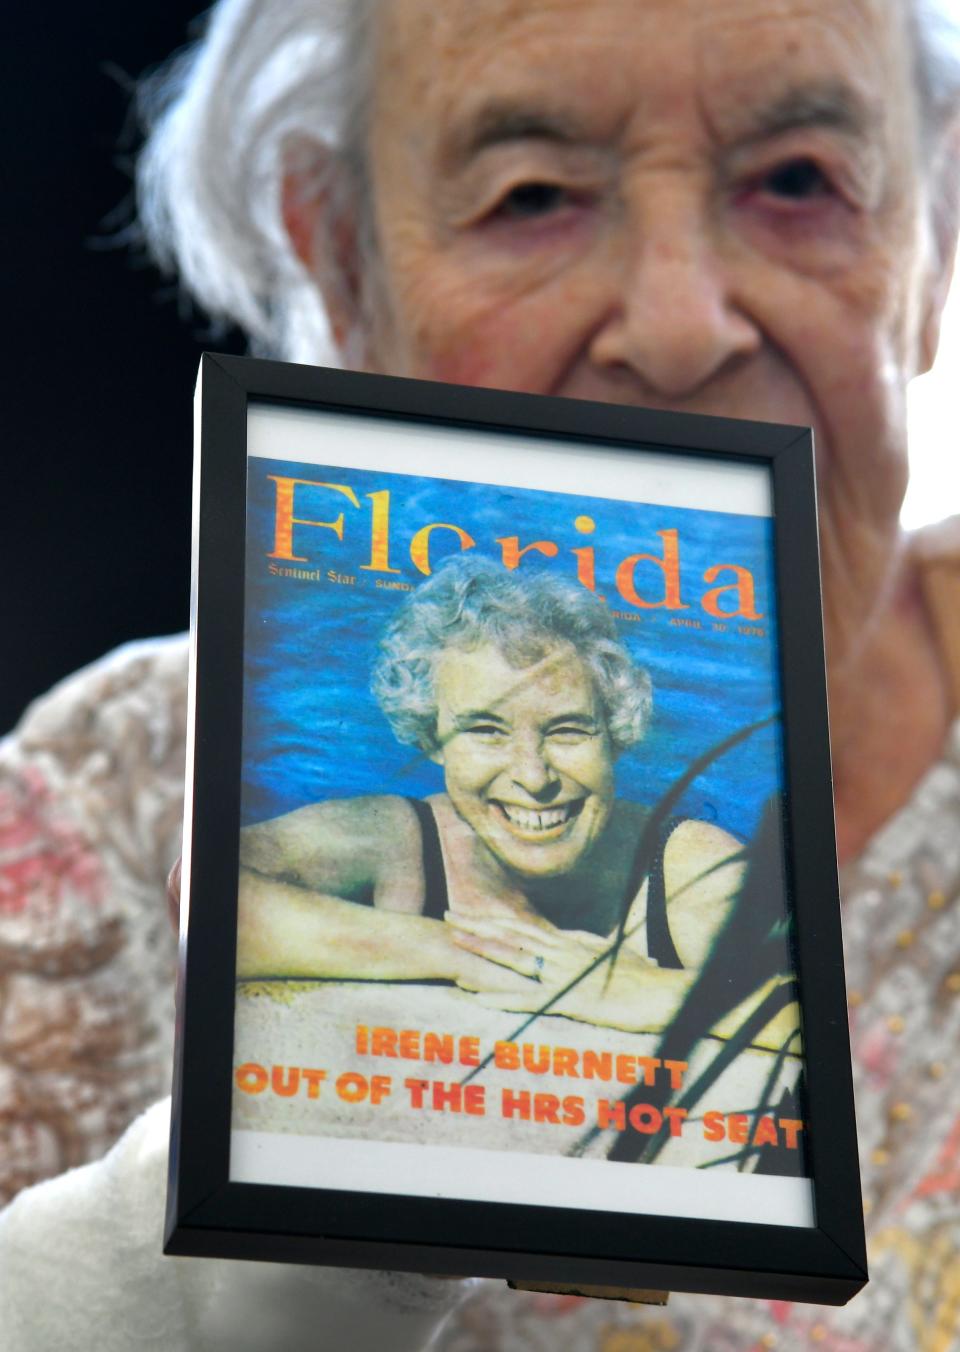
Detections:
370,555,653,756
135,0,960,363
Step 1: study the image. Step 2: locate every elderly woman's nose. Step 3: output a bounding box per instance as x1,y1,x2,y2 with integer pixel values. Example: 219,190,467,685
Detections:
588,208,761,399
509,736,559,796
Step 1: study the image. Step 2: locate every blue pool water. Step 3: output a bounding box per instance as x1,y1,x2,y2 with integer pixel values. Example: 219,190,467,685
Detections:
241,457,784,844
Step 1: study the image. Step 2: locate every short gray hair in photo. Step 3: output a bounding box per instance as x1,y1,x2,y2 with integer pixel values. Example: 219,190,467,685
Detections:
370,554,653,756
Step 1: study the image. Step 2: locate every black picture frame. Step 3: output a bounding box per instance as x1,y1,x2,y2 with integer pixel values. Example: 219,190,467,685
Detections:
164,352,866,1306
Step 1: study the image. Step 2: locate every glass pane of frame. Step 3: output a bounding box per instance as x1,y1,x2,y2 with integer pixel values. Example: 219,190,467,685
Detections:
228,398,812,1231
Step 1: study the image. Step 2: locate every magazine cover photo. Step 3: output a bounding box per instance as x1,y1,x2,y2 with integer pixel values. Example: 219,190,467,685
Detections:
229,414,811,1229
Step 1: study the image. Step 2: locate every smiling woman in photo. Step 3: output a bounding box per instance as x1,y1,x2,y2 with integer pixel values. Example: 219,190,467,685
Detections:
236,555,792,1048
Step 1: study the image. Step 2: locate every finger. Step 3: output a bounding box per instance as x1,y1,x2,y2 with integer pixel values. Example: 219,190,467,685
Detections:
450,910,554,938
485,916,564,944
448,923,534,961
451,932,540,976
456,937,548,983
445,913,531,939
446,912,564,950
167,857,182,933
565,929,608,952
445,914,506,937
455,964,537,994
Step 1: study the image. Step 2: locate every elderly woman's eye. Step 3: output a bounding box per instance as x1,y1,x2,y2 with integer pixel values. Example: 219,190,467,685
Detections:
496,182,570,219
762,158,833,201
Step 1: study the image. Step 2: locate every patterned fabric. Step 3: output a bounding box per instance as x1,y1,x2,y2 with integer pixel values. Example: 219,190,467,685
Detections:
440,721,960,1351
0,639,184,1203
1,623,958,1348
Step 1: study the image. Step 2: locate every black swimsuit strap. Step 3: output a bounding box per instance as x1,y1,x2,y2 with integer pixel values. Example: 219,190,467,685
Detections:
408,797,680,961
641,815,684,970
407,799,449,921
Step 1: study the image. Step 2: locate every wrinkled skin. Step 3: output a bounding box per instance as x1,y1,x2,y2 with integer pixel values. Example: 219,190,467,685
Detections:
167,0,960,929
281,0,957,866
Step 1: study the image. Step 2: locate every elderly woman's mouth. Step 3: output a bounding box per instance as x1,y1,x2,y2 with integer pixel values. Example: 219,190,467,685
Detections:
492,799,586,833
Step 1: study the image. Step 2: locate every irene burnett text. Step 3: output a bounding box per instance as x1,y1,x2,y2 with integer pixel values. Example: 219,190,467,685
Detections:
234,1023,805,1152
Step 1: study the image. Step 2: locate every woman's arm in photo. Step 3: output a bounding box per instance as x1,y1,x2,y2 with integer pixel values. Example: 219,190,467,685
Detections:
447,818,799,1051
238,867,470,981
237,796,485,984
448,912,798,1052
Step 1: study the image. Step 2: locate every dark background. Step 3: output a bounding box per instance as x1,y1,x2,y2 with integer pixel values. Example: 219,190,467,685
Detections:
4,5,243,733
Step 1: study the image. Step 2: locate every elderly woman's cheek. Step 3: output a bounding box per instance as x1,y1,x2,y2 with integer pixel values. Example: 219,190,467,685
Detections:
735,178,927,337
404,268,607,392
732,187,870,282
376,210,603,389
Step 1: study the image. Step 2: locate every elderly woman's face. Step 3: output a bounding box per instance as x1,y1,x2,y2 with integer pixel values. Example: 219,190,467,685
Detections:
351,0,939,529
432,642,616,879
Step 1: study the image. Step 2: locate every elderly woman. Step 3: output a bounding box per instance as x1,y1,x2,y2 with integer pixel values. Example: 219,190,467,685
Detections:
1,0,959,1349
237,554,775,1045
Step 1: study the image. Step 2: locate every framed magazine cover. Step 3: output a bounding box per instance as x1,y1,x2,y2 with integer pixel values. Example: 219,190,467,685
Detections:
164,353,867,1305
